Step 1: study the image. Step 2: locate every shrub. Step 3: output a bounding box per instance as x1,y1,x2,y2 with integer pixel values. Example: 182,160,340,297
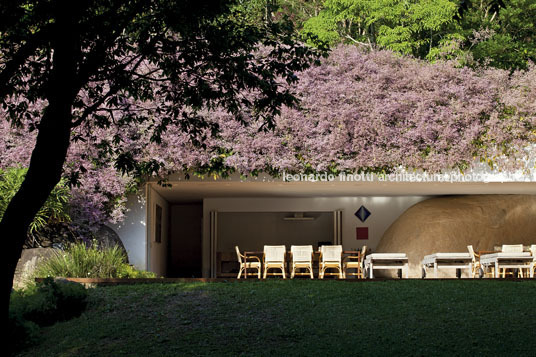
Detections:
8,312,39,355
11,278,88,327
35,241,156,279
9,278,87,355
116,264,157,278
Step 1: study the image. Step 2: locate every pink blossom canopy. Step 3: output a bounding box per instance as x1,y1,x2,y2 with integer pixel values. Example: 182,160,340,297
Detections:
2,46,535,228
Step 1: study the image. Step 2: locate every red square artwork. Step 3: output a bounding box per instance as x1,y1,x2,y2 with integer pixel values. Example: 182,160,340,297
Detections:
356,227,368,240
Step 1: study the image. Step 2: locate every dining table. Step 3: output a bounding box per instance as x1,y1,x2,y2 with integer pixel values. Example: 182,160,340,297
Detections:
421,253,473,278
479,252,533,278
364,253,409,279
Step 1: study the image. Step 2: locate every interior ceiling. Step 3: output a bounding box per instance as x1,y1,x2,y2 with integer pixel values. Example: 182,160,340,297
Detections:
151,180,536,202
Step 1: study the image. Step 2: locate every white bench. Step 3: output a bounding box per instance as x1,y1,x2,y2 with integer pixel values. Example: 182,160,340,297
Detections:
421,253,473,278
364,253,409,279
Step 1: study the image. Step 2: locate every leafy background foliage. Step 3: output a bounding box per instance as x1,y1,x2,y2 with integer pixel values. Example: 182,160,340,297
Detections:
301,0,536,69
0,168,70,235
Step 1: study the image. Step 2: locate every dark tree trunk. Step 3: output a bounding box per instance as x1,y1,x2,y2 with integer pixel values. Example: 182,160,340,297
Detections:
2,2,78,323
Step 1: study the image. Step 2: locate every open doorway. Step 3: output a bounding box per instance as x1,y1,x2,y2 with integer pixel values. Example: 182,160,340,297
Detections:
215,211,335,277
168,203,203,277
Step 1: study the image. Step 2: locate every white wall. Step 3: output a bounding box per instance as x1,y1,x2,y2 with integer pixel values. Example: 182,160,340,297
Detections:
147,185,170,277
108,190,148,270
202,196,429,277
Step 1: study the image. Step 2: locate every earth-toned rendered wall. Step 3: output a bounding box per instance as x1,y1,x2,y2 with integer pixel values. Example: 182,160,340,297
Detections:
375,195,536,278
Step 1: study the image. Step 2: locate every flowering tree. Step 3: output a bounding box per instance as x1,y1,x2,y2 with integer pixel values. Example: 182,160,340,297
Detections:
0,0,318,318
0,119,131,231
3,45,536,235
154,46,536,176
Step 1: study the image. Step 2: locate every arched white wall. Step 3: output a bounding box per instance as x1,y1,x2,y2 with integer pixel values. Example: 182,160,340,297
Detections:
107,190,148,270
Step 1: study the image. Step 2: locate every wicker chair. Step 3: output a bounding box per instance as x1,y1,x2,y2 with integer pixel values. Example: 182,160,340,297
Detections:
290,245,314,279
467,245,489,278
501,244,524,278
263,245,287,279
343,245,366,279
319,245,343,279
235,246,261,279
530,245,536,278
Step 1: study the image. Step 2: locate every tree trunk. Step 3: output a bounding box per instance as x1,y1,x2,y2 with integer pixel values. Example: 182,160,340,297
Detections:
2,1,78,323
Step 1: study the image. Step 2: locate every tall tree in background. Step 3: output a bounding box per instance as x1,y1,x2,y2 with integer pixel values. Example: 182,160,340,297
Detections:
460,0,536,70
302,0,536,70
302,0,460,58
0,0,319,319
236,0,324,31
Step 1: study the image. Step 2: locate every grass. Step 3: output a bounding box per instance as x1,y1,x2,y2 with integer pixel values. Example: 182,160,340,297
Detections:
15,280,536,356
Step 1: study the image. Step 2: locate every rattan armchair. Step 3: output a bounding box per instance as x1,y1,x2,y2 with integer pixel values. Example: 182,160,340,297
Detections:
343,245,366,279
290,245,314,279
319,245,343,279
500,244,524,278
467,245,485,278
235,246,261,279
530,245,536,278
263,245,287,279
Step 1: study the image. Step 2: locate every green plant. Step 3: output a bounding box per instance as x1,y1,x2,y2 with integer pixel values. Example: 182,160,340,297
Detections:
117,264,157,278
9,278,87,355
8,311,39,356
35,241,156,279
11,278,88,327
0,167,71,235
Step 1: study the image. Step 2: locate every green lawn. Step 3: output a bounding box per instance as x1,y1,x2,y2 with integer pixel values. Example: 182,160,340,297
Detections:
16,280,536,356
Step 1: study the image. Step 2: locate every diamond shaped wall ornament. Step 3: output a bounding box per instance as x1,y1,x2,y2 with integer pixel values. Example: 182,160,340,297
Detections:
355,206,371,222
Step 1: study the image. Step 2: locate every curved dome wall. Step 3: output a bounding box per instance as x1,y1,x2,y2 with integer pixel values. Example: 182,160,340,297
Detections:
375,195,536,278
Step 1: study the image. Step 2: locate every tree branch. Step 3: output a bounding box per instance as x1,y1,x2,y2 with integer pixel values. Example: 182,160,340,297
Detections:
345,34,373,50
0,27,50,101
71,55,146,128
